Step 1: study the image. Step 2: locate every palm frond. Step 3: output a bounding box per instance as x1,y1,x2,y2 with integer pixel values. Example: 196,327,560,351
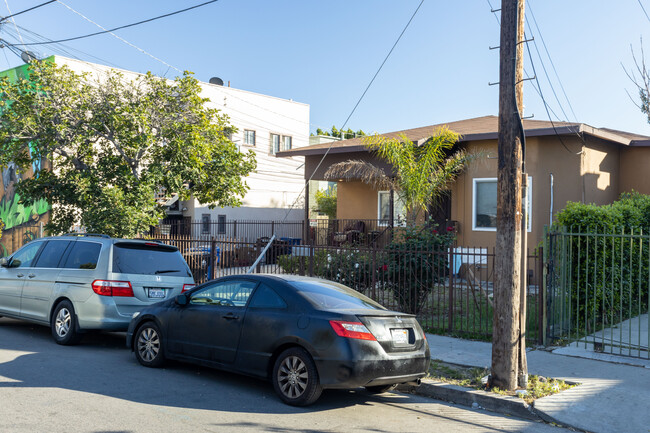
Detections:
324,160,393,190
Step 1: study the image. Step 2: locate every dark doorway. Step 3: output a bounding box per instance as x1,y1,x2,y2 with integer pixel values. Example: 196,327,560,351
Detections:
428,192,452,230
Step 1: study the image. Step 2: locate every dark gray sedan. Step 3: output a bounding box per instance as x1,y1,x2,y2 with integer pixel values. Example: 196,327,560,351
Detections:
126,274,430,406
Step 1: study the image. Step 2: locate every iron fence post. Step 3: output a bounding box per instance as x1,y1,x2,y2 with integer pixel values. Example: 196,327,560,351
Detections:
308,245,314,277
209,237,216,281
255,238,262,274
448,247,454,333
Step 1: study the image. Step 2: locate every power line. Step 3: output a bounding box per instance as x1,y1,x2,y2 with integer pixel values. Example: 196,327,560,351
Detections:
638,0,650,23
276,0,426,230
527,0,578,122
1,0,55,21
19,0,219,47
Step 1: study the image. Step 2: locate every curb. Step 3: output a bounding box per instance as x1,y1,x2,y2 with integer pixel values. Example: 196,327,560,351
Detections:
398,379,580,430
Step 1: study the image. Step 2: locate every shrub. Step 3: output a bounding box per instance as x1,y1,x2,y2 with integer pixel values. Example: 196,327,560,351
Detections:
553,192,650,333
385,223,456,315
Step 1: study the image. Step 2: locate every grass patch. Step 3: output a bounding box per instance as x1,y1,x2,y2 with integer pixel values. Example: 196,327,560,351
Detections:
428,360,576,405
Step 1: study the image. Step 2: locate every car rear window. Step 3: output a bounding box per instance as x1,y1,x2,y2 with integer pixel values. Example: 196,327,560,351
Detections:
290,280,386,311
63,241,102,269
112,243,191,277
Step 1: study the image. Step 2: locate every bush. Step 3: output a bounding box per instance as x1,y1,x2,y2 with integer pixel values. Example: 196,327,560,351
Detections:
385,223,456,315
553,192,650,333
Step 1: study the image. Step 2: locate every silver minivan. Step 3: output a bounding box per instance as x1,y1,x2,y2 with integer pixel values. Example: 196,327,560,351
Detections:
0,234,195,345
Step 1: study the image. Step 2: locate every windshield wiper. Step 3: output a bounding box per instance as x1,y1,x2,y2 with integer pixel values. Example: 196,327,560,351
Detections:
155,269,180,274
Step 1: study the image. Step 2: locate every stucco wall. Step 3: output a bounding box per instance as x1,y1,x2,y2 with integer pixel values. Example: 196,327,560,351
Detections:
619,147,650,194
337,181,378,220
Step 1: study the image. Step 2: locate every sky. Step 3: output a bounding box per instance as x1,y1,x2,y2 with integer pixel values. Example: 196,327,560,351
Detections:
3,0,650,137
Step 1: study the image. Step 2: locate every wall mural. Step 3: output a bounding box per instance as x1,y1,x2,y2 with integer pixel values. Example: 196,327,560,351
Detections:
0,60,53,257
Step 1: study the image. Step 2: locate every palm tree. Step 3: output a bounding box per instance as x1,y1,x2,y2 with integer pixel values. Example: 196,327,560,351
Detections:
324,126,476,226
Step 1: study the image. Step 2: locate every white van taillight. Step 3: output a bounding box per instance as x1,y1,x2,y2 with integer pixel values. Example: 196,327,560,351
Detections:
92,280,134,297
182,284,195,293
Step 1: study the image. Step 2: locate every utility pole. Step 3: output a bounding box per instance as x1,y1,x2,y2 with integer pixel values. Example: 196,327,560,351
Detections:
491,0,527,391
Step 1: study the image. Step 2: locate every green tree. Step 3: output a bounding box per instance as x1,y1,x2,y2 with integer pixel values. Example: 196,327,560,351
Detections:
314,187,337,218
315,126,366,139
325,127,475,225
0,61,256,237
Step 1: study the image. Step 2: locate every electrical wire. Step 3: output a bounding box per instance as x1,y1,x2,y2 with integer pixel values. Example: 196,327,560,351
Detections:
638,0,650,24
527,0,578,122
1,0,55,21
54,0,181,75
275,0,426,230
19,0,219,47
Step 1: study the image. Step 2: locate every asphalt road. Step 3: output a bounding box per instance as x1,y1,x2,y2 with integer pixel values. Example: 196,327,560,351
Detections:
0,317,568,433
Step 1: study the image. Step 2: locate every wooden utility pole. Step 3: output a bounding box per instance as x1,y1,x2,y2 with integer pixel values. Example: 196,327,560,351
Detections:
491,0,527,391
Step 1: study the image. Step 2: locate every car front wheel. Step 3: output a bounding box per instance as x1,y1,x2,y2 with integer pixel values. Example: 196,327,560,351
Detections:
51,300,82,345
134,322,165,368
272,347,322,406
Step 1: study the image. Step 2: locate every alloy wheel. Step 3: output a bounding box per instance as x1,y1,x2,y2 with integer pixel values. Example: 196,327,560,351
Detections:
277,355,309,399
137,327,160,362
55,307,71,337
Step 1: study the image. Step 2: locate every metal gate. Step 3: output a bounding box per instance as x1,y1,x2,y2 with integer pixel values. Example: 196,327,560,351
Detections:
545,226,649,359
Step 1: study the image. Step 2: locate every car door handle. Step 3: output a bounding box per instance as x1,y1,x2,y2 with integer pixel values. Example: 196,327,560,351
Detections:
16,273,24,278
28,274,36,278
222,313,239,320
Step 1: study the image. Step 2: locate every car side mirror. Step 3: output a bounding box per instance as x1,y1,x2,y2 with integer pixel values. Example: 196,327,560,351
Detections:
175,294,188,306
0,257,8,267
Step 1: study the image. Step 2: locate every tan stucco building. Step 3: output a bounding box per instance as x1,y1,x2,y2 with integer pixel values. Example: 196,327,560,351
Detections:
278,116,650,249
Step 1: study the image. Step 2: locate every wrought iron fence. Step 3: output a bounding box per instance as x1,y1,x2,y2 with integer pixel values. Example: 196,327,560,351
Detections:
150,233,544,344
545,226,650,359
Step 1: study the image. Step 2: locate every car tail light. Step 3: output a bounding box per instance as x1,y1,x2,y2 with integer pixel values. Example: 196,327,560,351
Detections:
92,280,134,297
182,284,195,293
329,320,376,341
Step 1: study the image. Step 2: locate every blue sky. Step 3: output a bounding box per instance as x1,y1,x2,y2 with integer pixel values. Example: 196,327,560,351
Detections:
4,0,650,136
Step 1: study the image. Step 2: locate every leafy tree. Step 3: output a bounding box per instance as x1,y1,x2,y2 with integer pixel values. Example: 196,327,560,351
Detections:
0,61,256,237
314,187,337,218
315,126,366,139
325,127,476,225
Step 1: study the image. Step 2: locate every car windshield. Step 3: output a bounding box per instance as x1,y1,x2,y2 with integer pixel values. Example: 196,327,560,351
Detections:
290,280,386,311
112,244,191,277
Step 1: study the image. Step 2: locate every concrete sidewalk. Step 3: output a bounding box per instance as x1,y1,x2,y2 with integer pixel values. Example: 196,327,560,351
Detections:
423,334,650,433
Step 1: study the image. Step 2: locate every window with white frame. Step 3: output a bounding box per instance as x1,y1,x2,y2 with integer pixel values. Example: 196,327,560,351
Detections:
472,177,532,231
270,133,281,154
378,191,407,225
282,135,292,151
244,130,256,146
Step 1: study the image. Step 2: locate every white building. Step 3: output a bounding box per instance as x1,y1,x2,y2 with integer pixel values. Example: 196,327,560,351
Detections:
55,56,309,232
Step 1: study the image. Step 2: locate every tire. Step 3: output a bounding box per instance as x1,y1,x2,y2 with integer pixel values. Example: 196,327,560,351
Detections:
134,322,165,368
272,347,322,406
51,300,82,345
365,384,397,394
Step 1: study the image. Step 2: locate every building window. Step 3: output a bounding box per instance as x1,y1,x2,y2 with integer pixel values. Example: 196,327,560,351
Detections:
270,133,281,154
201,214,211,234
282,135,292,151
244,130,256,146
378,191,407,226
217,215,226,234
472,177,532,232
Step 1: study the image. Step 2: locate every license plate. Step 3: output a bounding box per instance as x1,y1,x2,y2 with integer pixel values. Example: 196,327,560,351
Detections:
391,328,409,344
147,288,165,298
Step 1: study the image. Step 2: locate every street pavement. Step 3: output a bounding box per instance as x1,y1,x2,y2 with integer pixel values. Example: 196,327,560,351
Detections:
427,333,650,433
0,317,567,433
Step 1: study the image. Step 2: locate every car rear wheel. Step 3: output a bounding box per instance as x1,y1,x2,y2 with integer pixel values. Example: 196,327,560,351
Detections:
134,322,165,368
272,347,322,406
51,300,82,345
365,384,397,394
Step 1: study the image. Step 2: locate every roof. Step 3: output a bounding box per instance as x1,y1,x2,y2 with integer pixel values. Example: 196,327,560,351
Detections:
278,115,650,157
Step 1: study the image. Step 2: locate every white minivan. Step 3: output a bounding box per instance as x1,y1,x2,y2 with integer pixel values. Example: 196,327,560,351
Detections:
0,234,195,344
